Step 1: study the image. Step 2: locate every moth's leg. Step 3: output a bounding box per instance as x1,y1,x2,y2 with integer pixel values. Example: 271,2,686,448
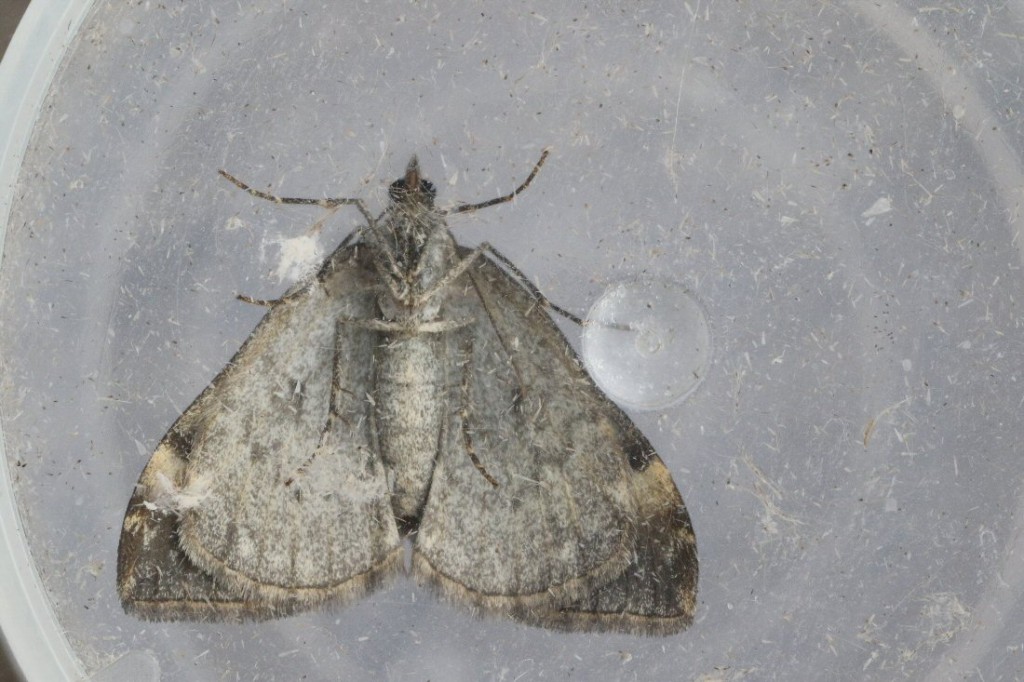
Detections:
218,169,375,225
235,288,315,308
412,237,570,312
462,266,537,405
236,294,281,307
220,168,388,301
412,245,488,307
457,337,499,488
362,238,409,303
282,319,352,497
444,148,550,215
483,247,635,333
234,229,366,309
307,203,344,237
480,244,585,326
340,318,473,334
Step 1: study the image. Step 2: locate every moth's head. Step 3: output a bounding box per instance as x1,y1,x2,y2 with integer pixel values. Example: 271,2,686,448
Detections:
389,156,437,208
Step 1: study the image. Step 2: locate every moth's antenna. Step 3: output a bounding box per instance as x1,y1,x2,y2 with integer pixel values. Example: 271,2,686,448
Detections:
218,170,376,226
446,148,550,215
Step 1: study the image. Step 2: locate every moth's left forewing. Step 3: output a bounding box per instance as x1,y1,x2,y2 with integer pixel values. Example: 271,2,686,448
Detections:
413,251,698,634
118,435,312,621
118,245,401,621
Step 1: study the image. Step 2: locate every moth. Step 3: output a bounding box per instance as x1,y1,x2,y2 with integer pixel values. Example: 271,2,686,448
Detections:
117,150,698,634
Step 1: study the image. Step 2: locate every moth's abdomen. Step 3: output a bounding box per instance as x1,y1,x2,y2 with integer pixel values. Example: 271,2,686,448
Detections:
374,333,447,523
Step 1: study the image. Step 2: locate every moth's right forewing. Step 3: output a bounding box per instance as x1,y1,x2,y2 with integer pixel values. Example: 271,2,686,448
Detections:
512,438,699,634
118,246,402,619
413,253,698,634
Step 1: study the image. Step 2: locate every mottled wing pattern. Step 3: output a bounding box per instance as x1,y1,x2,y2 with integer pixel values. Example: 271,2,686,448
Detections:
117,245,402,620
413,250,698,634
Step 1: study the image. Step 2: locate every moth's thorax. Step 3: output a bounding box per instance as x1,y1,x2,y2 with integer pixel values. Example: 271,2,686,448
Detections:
379,206,449,271
374,210,459,321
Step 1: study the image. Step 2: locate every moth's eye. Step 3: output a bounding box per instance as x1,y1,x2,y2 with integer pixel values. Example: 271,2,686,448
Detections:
388,178,408,201
388,178,436,203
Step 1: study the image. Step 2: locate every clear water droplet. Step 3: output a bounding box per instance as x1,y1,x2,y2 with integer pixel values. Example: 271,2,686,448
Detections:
582,280,711,410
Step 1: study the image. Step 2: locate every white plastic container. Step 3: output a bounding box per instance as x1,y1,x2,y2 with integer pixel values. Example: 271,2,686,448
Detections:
2,2,1023,680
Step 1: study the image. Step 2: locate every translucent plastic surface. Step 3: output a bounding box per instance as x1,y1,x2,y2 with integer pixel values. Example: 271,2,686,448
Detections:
2,2,1024,680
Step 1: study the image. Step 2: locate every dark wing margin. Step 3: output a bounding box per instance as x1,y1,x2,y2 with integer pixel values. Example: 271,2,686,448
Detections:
117,245,403,621
412,248,698,635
